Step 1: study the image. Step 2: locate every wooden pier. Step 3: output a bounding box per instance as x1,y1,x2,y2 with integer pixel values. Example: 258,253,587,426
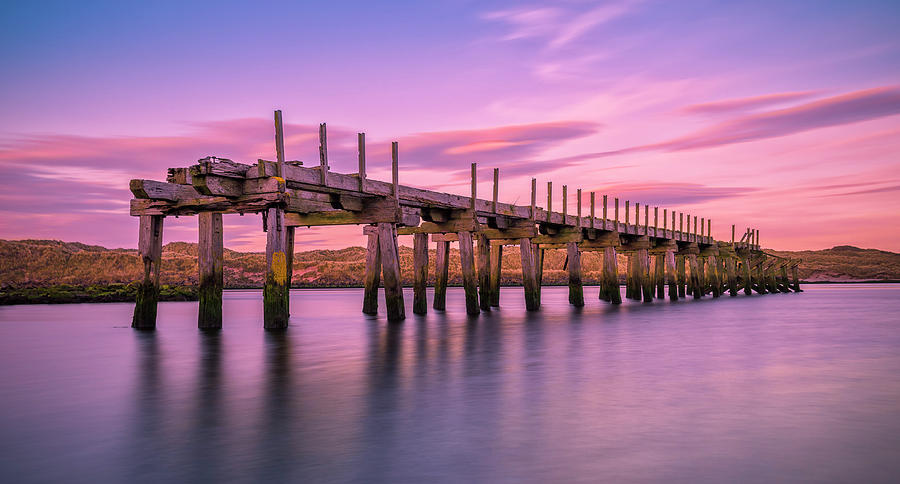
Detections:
129,111,802,329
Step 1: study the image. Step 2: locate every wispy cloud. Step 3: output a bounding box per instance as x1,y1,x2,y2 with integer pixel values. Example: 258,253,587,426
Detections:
590,182,757,206
482,1,640,50
680,91,820,115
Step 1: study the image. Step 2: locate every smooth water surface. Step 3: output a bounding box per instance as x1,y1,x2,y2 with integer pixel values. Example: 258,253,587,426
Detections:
1,285,899,483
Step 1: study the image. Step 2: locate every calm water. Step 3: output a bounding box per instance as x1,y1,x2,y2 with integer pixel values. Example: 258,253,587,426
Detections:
1,285,899,483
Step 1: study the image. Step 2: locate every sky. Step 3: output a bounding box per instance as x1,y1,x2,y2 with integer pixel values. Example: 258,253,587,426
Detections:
1,0,899,252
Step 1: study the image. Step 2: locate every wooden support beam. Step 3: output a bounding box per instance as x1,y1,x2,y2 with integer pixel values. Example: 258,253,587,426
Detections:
792,264,803,292
530,178,537,220
726,256,738,296
639,248,653,302
590,192,596,229
198,212,224,329
476,232,491,312
625,201,630,235
433,239,450,310
535,248,544,301
708,254,721,298
471,162,477,209
379,223,405,321
391,142,400,204
264,207,290,329
458,231,480,315
490,244,502,307
615,198,619,231
362,227,381,315
132,215,164,329
688,254,702,298
546,181,552,222
644,205,649,236
677,255,687,298
655,253,665,299
562,185,568,224
567,242,584,307
665,250,678,301
741,254,753,295
413,232,429,315
576,189,582,229
130,179,202,201
520,238,540,311
603,246,622,304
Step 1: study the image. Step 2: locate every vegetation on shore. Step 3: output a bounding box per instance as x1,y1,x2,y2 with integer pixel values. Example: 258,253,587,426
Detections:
1,239,898,305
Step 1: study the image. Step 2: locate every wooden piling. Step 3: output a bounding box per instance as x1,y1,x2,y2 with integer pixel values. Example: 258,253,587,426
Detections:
362,227,381,314
655,253,665,299
677,255,686,298
379,223,405,321
489,244,502,307
274,110,285,177
412,232,429,315
741,255,752,295
458,231,480,315
318,123,329,185
535,247,544,300
476,233,492,311
264,207,290,329
708,255,721,298
603,246,622,304
688,255,702,298
639,249,653,302
433,238,450,310
357,133,367,192
792,264,803,292
726,256,738,296
665,250,678,301
198,212,223,329
132,215,164,329
567,242,584,307
625,254,635,300
519,238,540,311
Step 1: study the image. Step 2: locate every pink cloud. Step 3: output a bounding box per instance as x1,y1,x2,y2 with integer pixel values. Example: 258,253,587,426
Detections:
680,91,820,115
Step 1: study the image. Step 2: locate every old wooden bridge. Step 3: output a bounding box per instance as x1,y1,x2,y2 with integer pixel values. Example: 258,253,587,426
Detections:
129,111,802,330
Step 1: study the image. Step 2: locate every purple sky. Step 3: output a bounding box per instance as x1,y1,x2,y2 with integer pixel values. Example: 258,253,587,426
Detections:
1,0,899,251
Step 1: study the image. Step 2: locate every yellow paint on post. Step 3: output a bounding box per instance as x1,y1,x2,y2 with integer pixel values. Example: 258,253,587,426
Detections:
271,251,287,284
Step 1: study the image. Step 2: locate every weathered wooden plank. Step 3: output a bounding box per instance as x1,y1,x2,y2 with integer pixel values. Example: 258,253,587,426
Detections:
434,239,450,310
489,244,502,307
130,179,201,201
413,232,429,315
132,215,164,329
198,212,223,329
264,207,290,330
458,231,479,315
567,242,584,307
362,228,381,315
379,223,405,321
520,238,540,311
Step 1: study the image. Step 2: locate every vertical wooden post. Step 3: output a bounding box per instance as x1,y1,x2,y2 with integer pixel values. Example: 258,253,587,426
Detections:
577,188,582,229
470,163,477,209
567,242,584,307
655,253,665,298
697,256,708,296
614,198,619,231
635,203,640,234
708,219,712,244
708,255,720,297
412,232,429,315
362,227,381,314
264,207,290,329
654,207,658,237
625,254,635,300
531,178,537,220
590,192,596,229
547,182,552,222
492,168,499,213
520,238,540,311
318,123,329,185
132,215,164,329
688,255,702,298
535,247,544,300
273,110,285,178
433,238,450,310
625,201,630,234
779,264,791,292
562,185,568,224
458,231,479,315
639,248,653,302
742,255,753,295
644,205,649,236
792,264,803,292
489,244,502,307
476,233,491,311
602,194,608,230
700,217,705,240
379,222,405,321
665,250,678,301
663,208,668,236
677,255,686,298
731,224,735,245
726,256,738,296
392,143,399,202
679,213,684,238
694,216,698,242
198,212,223,329
671,211,675,238
285,226,294,310
603,246,622,304
357,133,367,192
